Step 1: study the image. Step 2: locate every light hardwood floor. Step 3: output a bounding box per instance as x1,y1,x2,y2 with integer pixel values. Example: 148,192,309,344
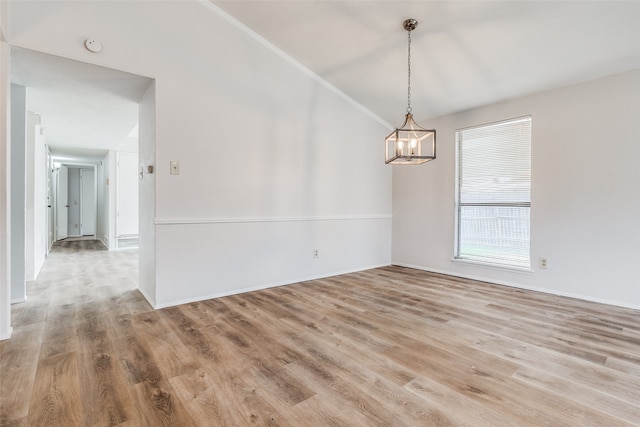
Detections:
1,241,640,426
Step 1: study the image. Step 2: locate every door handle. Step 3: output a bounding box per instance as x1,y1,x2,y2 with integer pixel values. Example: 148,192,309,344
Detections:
47,205,51,208
65,205,69,208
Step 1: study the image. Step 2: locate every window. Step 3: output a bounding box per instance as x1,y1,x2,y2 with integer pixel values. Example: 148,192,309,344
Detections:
455,116,531,269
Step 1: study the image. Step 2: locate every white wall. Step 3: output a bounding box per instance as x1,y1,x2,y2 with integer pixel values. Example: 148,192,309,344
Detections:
96,153,109,248
10,84,25,302
25,110,46,280
5,1,392,308
108,151,117,249
67,166,80,236
393,69,640,309
1,40,12,340
116,152,138,237
138,81,156,306
79,167,95,236
156,218,391,307
0,2,6,39
32,120,45,274
24,110,34,279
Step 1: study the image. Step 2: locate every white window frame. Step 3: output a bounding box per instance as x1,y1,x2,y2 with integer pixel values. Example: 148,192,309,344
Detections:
453,116,532,271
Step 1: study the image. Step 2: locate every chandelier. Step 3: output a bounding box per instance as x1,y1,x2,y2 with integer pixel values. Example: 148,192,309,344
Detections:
385,19,436,165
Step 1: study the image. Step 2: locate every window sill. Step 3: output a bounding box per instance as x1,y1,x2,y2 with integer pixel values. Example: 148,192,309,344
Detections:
450,257,533,274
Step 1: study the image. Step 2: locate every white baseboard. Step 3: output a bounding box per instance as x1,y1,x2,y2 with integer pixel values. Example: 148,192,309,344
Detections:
392,262,640,311
0,327,13,341
154,263,389,309
137,285,156,309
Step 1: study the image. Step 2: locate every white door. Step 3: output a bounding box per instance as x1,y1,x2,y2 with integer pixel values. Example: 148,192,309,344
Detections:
116,153,139,236
80,168,95,236
56,165,68,240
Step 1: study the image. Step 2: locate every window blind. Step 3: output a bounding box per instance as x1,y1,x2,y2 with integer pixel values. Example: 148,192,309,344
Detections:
456,116,531,268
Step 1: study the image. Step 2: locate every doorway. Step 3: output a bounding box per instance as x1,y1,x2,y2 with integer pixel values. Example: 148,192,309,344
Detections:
66,166,96,238
52,164,98,242
5,46,156,337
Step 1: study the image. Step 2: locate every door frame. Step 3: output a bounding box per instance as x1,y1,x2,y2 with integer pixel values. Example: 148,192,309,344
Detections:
1,45,156,340
54,162,98,241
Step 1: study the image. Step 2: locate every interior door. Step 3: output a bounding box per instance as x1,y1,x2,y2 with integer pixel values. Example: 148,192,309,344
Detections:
56,165,68,240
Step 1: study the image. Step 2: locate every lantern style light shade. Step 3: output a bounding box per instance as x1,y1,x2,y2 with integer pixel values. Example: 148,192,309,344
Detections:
385,113,436,164
385,18,436,165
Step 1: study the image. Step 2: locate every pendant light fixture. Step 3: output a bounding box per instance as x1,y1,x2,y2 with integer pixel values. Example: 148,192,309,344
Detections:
385,19,436,165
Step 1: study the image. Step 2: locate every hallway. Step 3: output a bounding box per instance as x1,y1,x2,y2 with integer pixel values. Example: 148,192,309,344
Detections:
15,240,142,321
0,240,146,425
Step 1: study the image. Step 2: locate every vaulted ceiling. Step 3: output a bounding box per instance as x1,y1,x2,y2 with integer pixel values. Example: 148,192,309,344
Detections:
9,0,640,158
212,0,640,126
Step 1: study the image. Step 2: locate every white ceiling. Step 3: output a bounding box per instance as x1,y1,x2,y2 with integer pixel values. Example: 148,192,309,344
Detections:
8,1,640,160
10,47,151,161
212,0,640,126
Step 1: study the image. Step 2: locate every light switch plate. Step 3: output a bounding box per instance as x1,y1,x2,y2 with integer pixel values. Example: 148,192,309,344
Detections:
170,161,180,175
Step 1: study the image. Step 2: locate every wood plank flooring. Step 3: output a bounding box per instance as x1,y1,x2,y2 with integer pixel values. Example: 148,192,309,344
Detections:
1,240,640,426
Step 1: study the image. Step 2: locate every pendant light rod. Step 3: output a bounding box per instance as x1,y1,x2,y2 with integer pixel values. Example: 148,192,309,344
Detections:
403,19,417,114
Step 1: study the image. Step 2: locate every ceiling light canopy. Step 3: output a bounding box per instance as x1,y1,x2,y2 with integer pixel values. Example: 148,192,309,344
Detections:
385,19,436,165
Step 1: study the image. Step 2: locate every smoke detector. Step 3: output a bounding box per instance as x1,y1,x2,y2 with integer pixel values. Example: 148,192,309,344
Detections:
84,38,103,53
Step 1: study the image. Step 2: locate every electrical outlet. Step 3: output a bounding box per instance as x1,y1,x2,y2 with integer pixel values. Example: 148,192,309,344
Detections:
539,257,548,269
313,249,319,259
